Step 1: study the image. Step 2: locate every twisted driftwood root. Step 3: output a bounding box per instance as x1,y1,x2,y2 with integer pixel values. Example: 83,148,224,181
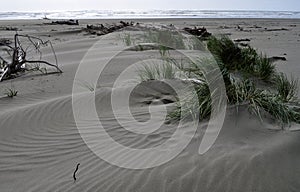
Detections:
0,34,62,81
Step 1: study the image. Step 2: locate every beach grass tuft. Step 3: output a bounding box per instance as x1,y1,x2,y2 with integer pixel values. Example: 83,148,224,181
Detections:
138,60,177,82
274,73,298,102
5,87,18,98
143,30,186,49
121,33,133,46
207,36,276,80
137,34,300,127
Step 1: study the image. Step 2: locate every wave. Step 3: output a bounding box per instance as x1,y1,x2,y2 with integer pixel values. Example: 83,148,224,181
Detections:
0,10,300,20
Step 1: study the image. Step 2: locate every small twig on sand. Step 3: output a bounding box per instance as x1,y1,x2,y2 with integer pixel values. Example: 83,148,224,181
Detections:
73,163,80,182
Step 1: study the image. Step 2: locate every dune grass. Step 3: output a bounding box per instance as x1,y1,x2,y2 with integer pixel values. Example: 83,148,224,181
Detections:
121,33,133,46
255,55,276,80
207,36,242,70
137,34,300,127
138,60,178,82
227,78,300,125
143,30,186,49
158,45,170,58
274,73,298,102
207,36,276,80
5,87,18,98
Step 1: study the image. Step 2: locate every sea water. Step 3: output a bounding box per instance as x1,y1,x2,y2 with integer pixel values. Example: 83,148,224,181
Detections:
0,10,299,20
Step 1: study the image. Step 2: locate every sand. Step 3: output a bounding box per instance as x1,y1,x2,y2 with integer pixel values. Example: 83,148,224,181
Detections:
0,18,300,192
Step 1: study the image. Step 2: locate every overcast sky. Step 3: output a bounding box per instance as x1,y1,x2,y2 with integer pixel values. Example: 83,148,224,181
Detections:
1,0,299,12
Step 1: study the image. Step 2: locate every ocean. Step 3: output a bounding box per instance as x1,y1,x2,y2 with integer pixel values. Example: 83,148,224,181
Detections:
0,10,299,20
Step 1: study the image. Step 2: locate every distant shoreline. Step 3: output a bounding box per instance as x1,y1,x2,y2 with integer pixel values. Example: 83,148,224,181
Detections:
0,10,300,20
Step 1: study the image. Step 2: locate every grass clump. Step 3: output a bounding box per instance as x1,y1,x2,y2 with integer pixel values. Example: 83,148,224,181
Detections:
207,36,276,80
121,33,133,46
255,55,275,80
227,79,300,125
138,60,178,82
254,94,300,125
158,45,170,58
137,33,300,127
5,87,18,98
143,30,186,49
207,36,242,70
274,73,298,102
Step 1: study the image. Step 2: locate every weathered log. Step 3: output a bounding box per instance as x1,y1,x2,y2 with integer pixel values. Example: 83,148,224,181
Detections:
50,19,79,25
269,56,287,62
265,28,289,32
234,38,251,42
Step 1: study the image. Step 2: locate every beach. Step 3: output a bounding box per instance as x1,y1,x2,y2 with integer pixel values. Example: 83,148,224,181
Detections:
0,18,300,191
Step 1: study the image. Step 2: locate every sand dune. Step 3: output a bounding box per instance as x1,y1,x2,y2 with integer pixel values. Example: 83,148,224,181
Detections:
0,19,300,192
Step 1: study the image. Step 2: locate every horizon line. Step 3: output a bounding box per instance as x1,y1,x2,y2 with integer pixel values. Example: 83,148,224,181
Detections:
0,9,299,13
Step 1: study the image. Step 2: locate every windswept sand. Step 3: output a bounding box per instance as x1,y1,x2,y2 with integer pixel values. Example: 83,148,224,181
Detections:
0,19,300,192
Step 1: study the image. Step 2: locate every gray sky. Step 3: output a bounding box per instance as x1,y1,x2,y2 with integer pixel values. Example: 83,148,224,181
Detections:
1,0,299,12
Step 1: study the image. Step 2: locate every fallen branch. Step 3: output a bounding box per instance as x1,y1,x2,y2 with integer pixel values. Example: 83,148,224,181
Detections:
23,60,62,73
0,34,62,81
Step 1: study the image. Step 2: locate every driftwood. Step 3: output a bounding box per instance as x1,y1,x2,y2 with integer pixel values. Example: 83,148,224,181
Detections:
0,26,19,31
234,38,251,47
269,56,287,62
249,25,262,29
85,21,134,36
239,43,249,47
0,34,62,81
183,26,211,38
237,25,244,31
265,28,289,32
50,19,79,25
0,38,12,46
73,163,80,182
234,38,251,42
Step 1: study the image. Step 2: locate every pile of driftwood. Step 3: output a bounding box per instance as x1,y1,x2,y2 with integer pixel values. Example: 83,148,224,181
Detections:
85,21,134,36
0,34,62,81
183,26,211,39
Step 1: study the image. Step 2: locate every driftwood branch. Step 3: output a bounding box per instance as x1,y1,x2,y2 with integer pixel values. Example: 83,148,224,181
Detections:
23,60,62,73
0,33,62,81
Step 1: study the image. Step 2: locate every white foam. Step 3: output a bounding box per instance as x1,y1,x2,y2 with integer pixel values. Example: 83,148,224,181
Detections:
0,10,300,20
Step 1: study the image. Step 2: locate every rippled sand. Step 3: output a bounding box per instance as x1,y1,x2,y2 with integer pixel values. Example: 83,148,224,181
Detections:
0,19,300,192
